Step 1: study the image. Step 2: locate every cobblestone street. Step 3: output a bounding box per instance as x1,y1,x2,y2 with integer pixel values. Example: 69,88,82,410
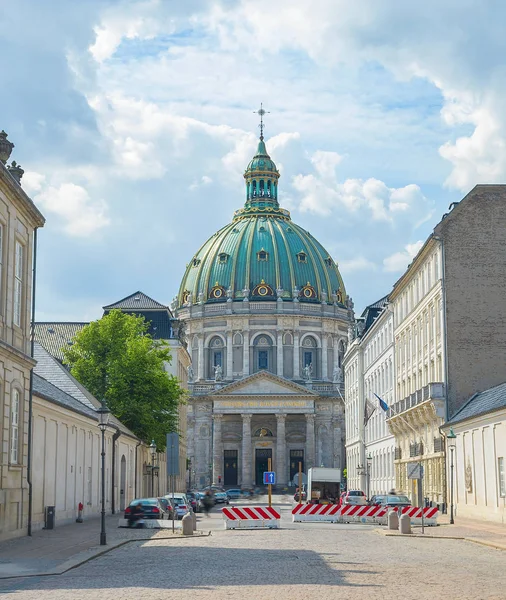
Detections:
0,503,505,600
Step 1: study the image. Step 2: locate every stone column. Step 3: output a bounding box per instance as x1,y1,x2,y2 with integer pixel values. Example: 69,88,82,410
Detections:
276,414,287,486
293,331,300,379
305,414,315,470
197,335,204,381
226,330,233,379
241,414,252,488
276,330,284,377
212,414,223,486
322,335,328,380
243,330,250,376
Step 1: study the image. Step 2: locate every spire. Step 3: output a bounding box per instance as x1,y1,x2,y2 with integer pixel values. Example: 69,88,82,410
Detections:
254,103,270,141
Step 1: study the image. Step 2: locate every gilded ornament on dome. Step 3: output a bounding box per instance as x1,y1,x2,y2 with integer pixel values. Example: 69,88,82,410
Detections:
301,282,316,299
253,279,274,297
210,282,227,299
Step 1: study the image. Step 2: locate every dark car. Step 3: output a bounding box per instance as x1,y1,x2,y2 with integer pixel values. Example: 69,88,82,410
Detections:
158,497,175,518
124,498,170,520
378,495,412,509
369,495,387,506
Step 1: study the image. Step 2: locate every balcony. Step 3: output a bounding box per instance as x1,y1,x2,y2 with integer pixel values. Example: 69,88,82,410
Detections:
387,382,444,418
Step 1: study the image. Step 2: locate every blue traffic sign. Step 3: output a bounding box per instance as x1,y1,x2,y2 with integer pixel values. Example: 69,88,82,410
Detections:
263,471,276,485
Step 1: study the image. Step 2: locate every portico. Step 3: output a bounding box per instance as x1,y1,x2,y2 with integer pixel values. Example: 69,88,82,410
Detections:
188,371,345,489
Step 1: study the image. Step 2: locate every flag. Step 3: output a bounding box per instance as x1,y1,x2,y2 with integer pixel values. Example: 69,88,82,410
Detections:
374,393,389,412
364,398,376,426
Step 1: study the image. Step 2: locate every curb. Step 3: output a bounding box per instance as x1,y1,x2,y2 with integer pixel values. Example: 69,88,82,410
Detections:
377,528,506,550
0,530,212,581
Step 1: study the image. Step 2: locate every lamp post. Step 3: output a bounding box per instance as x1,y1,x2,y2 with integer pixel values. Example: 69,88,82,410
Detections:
366,454,372,500
150,440,157,497
97,402,110,546
447,427,457,525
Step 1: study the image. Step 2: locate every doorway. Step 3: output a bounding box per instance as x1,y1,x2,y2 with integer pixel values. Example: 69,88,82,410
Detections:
224,450,238,486
255,448,272,486
290,450,304,482
120,455,126,510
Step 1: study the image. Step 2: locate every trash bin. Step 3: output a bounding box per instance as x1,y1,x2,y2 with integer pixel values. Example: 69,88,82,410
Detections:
44,506,55,530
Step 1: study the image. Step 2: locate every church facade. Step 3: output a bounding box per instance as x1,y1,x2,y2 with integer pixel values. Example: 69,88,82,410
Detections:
176,125,351,489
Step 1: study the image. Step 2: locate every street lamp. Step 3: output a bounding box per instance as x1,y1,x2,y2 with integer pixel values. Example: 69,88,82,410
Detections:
150,440,157,497
97,402,110,546
366,454,372,500
447,427,457,525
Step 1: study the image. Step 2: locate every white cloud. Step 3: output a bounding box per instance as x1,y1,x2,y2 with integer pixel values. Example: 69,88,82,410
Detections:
383,241,424,273
189,175,213,191
34,182,110,237
339,257,377,273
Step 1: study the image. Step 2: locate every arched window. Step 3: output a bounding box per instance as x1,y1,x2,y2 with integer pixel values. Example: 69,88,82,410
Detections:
208,336,224,379
253,427,273,437
10,389,20,464
301,336,318,379
253,334,273,373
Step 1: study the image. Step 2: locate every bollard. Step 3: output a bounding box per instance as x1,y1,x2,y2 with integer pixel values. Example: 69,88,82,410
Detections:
182,511,193,536
191,507,197,531
399,513,411,535
387,510,399,530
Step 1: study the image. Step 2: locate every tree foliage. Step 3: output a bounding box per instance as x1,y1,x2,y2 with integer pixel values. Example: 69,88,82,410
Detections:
62,310,184,449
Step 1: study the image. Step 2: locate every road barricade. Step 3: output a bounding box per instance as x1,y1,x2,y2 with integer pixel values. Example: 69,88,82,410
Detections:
292,503,340,522
222,506,281,529
339,505,387,524
375,506,439,526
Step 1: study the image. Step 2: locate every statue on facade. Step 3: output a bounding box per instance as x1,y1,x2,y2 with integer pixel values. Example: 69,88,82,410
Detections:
242,287,250,302
214,364,223,382
197,291,204,304
226,286,233,302
321,289,328,303
303,363,313,382
348,324,355,343
333,365,343,384
292,286,300,302
276,286,284,300
170,297,178,312
331,291,338,305
187,365,194,382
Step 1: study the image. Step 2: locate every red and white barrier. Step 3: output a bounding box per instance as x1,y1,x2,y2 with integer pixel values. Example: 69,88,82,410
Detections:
339,504,388,523
222,506,281,529
375,506,439,526
292,503,341,522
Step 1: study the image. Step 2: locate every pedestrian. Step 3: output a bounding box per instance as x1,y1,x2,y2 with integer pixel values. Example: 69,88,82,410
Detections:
203,490,213,518
128,503,144,528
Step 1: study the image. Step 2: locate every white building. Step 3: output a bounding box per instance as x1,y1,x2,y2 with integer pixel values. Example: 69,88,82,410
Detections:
442,383,506,524
343,297,395,496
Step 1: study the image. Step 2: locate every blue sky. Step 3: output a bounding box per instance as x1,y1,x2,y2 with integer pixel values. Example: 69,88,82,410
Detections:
2,0,504,320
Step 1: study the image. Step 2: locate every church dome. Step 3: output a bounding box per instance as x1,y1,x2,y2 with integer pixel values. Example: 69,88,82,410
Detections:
178,135,347,308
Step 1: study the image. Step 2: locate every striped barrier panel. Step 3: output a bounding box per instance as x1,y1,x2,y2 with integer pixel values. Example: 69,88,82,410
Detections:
375,506,439,526
339,505,388,523
292,503,341,522
222,506,281,529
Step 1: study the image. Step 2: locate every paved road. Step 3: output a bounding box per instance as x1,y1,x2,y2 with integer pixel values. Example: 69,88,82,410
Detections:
0,500,505,599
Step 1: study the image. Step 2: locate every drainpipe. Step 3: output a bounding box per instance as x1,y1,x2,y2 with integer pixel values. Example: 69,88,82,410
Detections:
27,227,38,536
111,426,121,514
134,441,141,498
434,235,449,421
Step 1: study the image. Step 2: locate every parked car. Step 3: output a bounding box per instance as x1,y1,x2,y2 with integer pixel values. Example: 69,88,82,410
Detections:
214,490,230,504
342,490,367,506
226,489,242,500
369,495,387,506
186,492,199,513
377,495,412,509
158,497,175,519
124,498,170,520
165,493,190,519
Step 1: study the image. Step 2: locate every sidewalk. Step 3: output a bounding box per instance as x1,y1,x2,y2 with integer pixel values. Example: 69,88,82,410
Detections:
381,513,506,550
0,514,202,579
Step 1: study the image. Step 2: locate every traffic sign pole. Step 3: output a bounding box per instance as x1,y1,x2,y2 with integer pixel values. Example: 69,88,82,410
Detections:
268,458,272,507
298,461,302,503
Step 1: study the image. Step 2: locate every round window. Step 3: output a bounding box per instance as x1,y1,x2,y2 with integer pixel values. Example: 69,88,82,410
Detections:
304,288,312,298
258,286,269,296
213,288,223,298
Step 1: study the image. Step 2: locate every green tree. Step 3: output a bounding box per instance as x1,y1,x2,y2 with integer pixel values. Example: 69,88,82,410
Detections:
62,310,184,449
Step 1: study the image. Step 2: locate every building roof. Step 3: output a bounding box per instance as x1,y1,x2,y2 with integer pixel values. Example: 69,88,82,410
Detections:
33,373,98,420
360,295,389,335
33,342,137,438
178,136,347,309
34,322,88,363
447,381,506,425
103,291,171,312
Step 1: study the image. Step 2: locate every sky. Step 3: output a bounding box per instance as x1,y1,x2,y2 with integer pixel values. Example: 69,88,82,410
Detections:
1,0,504,320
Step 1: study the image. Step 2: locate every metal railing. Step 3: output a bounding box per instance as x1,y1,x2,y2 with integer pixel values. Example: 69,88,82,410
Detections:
387,382,444,418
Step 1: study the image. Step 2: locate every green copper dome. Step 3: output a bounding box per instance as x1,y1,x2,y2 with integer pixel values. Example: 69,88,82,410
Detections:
178,138,347,307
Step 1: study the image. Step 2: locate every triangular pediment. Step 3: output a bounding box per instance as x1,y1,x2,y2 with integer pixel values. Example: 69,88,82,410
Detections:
211,371,317,397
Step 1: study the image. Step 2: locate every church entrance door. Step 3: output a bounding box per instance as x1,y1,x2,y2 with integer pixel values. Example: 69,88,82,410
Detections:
224,450,238,486
255,448,272,486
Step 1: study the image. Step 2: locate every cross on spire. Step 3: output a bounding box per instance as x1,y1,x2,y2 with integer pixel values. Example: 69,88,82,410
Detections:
254,103,269,140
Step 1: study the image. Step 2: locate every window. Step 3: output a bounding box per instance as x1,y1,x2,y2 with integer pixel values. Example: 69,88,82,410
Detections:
213,352,222,367
218,253,229,264
304,351,312,367
499,457,506,497
257,249,268,261
258,351,268,370
14,242,23,327
0,223,3,301
10,389,20,464
297,251,307,263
